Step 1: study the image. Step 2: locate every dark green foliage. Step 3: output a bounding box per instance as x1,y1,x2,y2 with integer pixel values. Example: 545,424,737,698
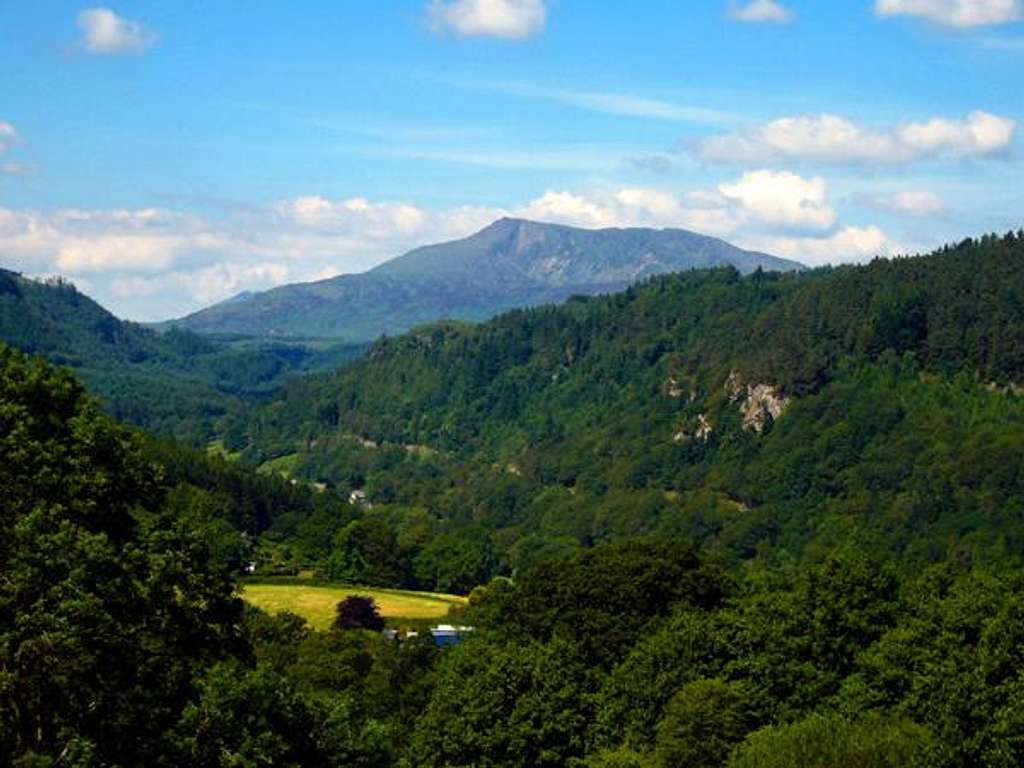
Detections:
334,595,386,632
0,344,244,766
590,610,725,750
726,712,936,768
323,517,404,587
653,679,755,768
0,270,366,443
414,531,497,594
721,552,900,720
147,437,322,536
478,538,728,666
171,662,326,767
407,637,596,768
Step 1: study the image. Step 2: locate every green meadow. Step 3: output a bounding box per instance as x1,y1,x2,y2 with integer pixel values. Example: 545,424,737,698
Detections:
240,580,467,630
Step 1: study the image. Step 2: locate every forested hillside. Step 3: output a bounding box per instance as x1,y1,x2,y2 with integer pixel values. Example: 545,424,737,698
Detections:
0,269,364,442
6,351,1024,767
234,232,1024,585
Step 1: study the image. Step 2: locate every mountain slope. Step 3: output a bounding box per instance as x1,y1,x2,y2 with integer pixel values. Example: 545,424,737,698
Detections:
167,218,802,340
0,270,364,442
232,231,1024,579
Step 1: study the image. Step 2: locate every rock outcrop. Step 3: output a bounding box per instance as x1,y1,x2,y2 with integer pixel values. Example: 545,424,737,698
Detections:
725,370,791,434
674,413,713,443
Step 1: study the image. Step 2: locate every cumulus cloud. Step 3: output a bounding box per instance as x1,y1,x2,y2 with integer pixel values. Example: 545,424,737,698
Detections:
77,8,157,55
696,111,1016,165
875,0,1023,27
718,170,836,231
728,0,794,23
428,0,547,39
744,226,894,265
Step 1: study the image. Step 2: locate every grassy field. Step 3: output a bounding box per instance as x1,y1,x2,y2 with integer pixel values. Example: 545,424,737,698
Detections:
241,581,467,630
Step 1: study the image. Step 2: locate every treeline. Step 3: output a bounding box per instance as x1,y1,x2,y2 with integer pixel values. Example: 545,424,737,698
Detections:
231,232,1024,585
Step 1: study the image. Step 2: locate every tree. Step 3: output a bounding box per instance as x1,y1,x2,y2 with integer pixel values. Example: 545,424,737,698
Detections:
335,595,386,632
492,538,729,667
653,679,755,768
727,712,936,768
408,638,595,767
323,518,404,587
170,662,325,768
0,345,244,766
413,532,496,594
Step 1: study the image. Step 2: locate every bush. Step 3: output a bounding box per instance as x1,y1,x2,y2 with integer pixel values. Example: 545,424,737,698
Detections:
334,596,386,632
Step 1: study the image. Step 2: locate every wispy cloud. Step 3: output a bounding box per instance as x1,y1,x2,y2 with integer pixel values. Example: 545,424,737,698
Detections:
363,142,633,172
482,82,741,126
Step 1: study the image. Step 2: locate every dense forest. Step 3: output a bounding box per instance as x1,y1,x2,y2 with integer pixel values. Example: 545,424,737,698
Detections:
0,268,365,443
6,233,1024,765
228,232,1024,589
5,343,1024,765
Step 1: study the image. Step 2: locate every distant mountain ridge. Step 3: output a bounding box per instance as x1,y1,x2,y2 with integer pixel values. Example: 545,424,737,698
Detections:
166,218,803,341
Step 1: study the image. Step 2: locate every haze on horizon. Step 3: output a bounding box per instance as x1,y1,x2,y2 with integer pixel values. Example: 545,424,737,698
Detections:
1,0,1022,320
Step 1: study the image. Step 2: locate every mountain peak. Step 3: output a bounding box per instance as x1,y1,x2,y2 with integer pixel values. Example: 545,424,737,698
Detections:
167,220,802,341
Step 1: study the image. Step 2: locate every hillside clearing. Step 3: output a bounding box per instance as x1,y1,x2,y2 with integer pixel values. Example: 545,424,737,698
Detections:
241,582,467,629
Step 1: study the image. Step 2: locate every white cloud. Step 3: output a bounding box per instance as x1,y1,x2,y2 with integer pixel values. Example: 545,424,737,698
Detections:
875,0,1023,27
56,235,182,274
729,0,794,23
744,226,894,265
718,170,836,231
516,191,620,229
280,196,430,236
77,8,156,55
697,111,1016,165
428,0,547,39
869,190,947,216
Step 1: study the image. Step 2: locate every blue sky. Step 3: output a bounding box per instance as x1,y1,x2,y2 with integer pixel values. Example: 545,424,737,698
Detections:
1,0,1022,319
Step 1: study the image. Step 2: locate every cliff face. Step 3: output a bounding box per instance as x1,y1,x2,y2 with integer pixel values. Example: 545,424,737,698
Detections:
726,370,792,434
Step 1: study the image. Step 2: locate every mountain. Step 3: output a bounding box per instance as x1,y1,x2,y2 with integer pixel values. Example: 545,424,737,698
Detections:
166,218,803,341
0,269,364,442
232,231,1024,582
